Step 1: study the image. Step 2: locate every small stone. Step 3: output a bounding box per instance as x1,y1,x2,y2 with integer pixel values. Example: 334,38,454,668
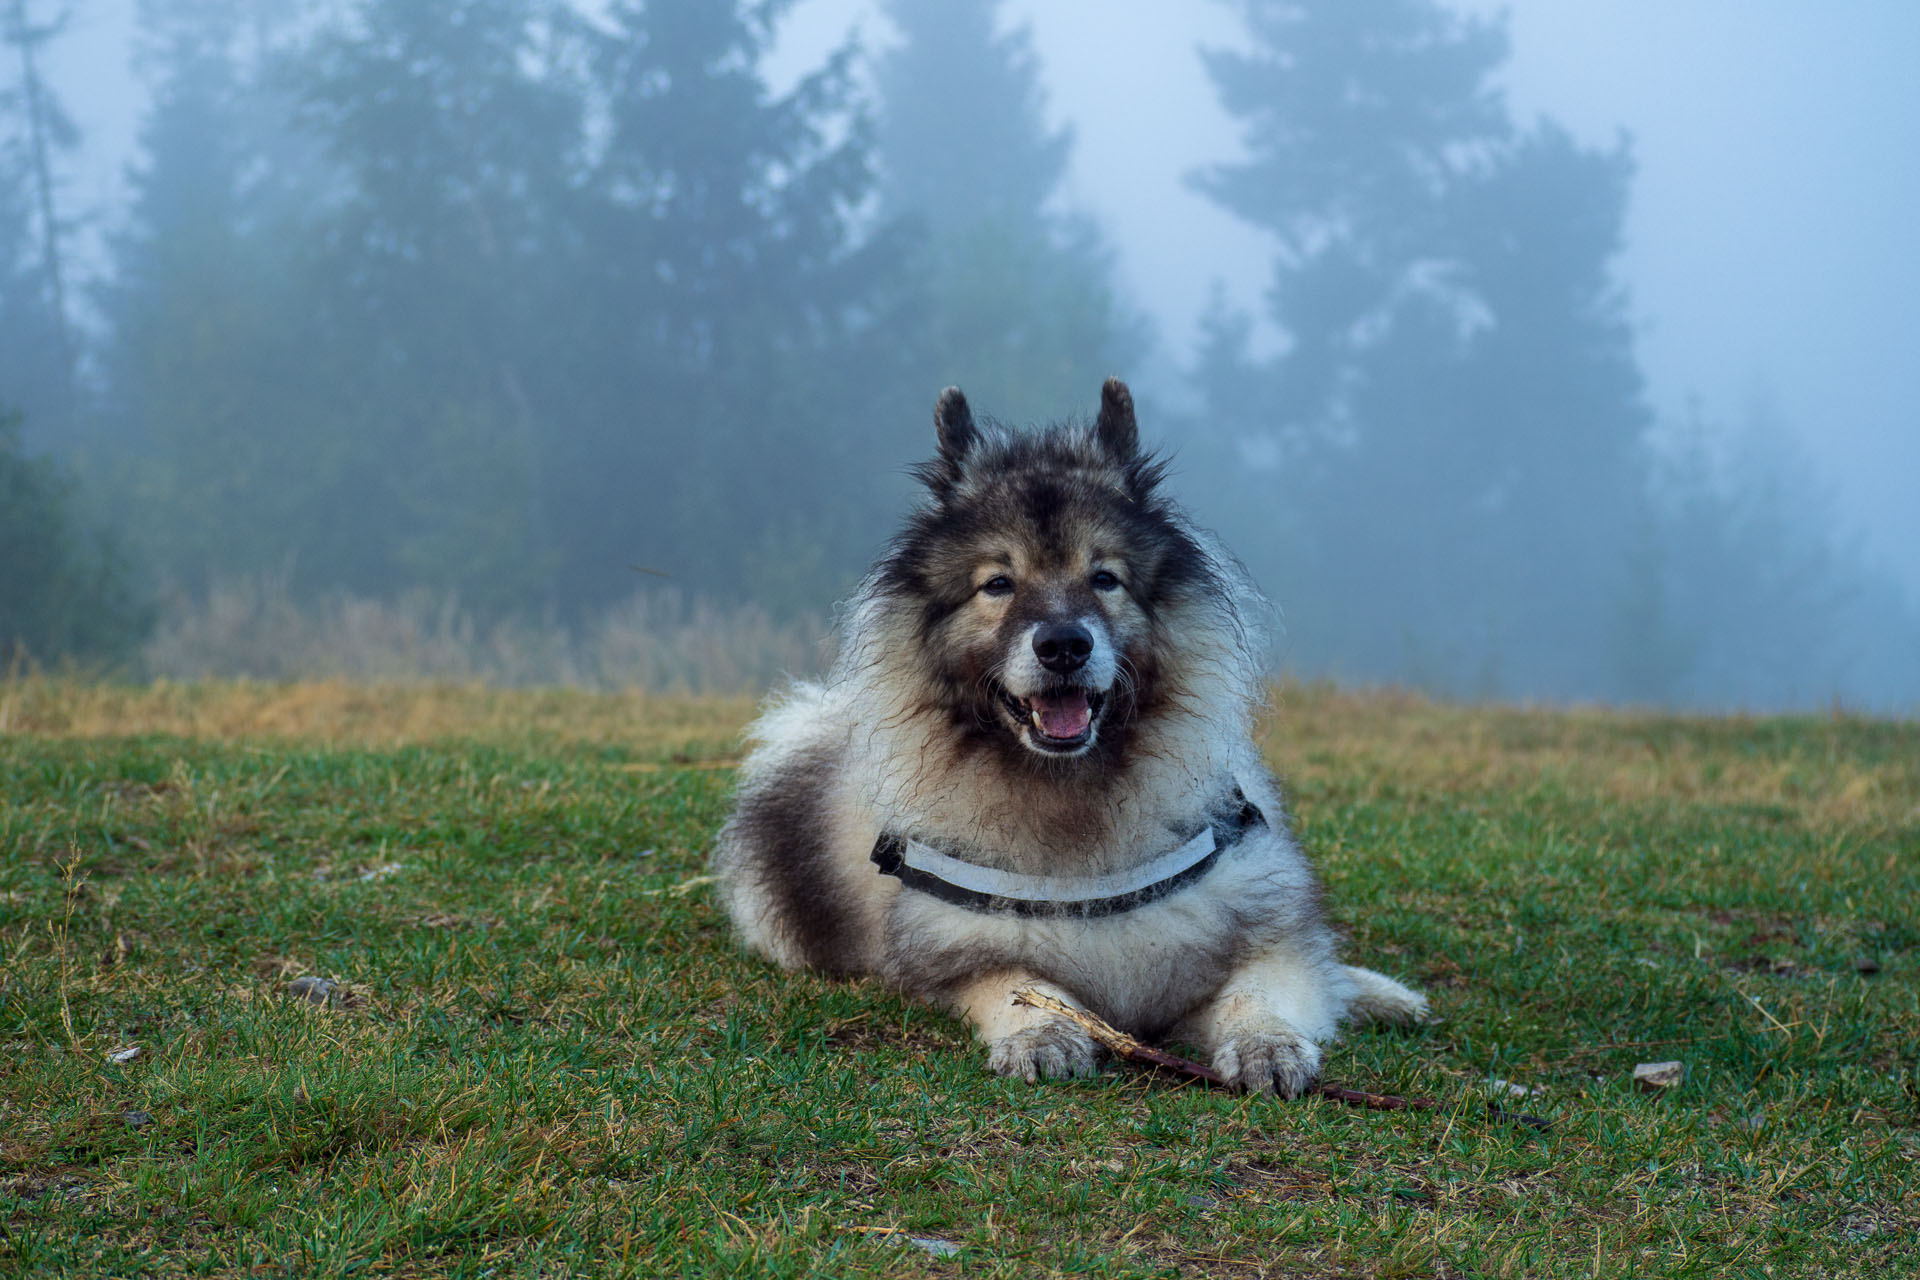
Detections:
904,1236,961,1259
1484,1075,1544,1098
106,1045,141,1064
1838,1213,1883,1241
122,1110,153,1129
287,976,336,1005
1853,957,1881,975
1633,1060,1685,1091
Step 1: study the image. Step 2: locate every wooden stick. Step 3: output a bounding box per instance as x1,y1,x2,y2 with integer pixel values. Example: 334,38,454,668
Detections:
1013,986,1232,1085
1010,986,1547,1130
1319,1083,1435,1112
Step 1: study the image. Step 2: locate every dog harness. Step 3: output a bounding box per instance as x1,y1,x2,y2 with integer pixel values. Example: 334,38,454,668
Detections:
870,788,1265,918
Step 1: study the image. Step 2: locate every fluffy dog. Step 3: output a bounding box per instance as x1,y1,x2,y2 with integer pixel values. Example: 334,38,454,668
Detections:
713,378,1425,1092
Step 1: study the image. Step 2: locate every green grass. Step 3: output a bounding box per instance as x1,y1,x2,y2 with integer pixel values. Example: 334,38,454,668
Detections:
2,684,1916,1277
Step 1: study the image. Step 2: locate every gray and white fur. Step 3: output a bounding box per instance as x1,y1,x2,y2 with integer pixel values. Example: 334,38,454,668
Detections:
712,378,1426,1092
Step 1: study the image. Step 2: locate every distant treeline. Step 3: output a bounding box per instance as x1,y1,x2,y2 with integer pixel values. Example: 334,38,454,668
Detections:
2,0,1915,710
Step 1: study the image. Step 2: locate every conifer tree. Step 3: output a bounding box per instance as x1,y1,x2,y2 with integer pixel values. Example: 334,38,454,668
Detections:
0,408,149,663
97,1,316,592
1194,0,1649,698
873,0,1144,423
0,0,79,445
294,0,584,610
571,0,909,612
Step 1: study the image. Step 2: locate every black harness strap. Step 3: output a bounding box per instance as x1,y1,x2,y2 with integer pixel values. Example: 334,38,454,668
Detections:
870,788,1266,919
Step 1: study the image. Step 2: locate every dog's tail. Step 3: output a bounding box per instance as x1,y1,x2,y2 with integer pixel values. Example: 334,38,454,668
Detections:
1342,965,1429,1026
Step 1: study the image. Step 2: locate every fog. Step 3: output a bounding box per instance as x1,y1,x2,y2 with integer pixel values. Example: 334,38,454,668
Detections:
4,0,1915,711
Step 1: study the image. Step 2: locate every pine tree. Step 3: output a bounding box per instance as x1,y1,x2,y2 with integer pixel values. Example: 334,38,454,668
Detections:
105,0,915,618
0,408,150,664
872,0,1144,423
293,0,586,610
1194,0,1649,698
97,1,313,593
873,0,1066,240
569,0,910,612
0,0,79,447
1639,400,1920,711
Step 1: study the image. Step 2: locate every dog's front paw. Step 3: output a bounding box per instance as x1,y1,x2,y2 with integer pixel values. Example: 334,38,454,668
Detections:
1214,1027,1321,1097
986,1020,1102,1083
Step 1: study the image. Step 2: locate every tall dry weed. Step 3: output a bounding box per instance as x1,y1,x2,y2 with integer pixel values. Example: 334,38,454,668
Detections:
141,577,830,694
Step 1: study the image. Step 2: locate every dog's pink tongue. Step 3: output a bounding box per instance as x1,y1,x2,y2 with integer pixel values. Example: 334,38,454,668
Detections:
1031,690,1091,739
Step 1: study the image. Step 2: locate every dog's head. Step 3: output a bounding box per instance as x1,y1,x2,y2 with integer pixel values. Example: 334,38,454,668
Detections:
874,378,1218,764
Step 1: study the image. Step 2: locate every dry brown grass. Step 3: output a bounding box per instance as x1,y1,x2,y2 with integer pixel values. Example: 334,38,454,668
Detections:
7,674,1912,830
1260,682,1920,832
0,677,755,759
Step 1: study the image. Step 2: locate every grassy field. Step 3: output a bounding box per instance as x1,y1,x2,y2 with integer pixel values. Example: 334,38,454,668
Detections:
2,678,1916,1278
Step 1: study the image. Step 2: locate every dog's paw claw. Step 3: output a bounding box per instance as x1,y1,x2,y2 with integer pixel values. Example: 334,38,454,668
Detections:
1214,1028,1320,1097
986,1020,1101,1083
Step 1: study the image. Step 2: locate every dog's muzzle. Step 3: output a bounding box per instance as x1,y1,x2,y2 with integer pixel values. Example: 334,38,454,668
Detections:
1000,685,1106,751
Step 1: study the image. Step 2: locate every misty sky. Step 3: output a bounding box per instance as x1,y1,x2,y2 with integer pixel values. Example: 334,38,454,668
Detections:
41,0,1920,598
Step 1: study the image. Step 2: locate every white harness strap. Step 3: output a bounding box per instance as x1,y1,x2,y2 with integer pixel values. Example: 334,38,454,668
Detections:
871,786,1266,918
896,826,1219,905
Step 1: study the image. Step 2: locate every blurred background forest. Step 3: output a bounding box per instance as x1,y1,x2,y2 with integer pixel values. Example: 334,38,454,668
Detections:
3,0,1916,709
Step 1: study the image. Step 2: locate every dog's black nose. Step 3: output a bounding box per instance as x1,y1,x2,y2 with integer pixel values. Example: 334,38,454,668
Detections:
1033,622,1093,673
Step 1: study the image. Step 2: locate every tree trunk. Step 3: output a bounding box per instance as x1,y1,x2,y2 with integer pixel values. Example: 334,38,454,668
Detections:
8,0,76,421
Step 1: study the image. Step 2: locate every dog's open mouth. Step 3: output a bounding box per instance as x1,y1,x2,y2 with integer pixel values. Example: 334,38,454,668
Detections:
1001,686,1106,752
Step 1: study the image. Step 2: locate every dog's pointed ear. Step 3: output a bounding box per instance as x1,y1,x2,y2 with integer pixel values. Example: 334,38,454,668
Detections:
915,386,977,497
935,386,976,464
1095,377,1138,461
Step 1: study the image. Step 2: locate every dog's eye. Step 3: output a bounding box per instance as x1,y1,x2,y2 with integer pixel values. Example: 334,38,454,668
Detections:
979,575,1014,597
1090,570,1122,591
